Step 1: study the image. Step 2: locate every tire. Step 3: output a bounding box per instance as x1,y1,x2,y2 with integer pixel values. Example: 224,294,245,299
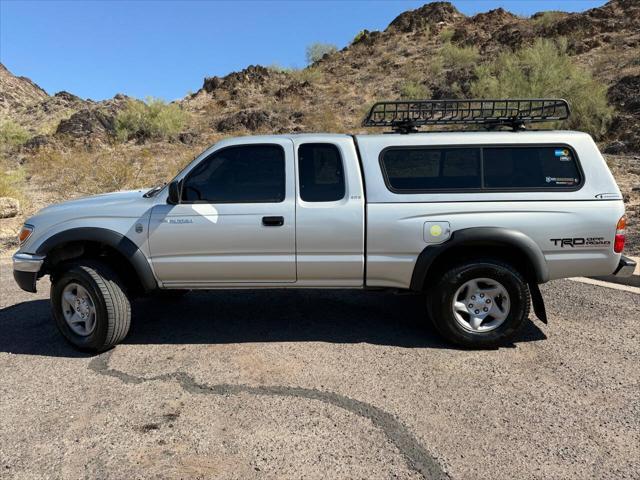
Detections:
50,260,131,352
428,258,530,348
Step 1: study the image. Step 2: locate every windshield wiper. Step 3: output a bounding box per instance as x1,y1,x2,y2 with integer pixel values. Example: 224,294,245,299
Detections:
143,183,166,198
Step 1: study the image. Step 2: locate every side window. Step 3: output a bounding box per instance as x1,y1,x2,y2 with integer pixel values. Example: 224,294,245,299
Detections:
182,144,285,203
483,147,581,189
298,143,345,202
380,147,481,191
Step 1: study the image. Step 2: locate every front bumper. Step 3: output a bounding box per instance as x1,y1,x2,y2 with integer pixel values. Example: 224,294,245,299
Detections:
613,255,637,277
12,253,45,293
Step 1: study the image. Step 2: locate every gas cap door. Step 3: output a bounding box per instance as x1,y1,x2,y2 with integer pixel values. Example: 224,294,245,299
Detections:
423,221,451,244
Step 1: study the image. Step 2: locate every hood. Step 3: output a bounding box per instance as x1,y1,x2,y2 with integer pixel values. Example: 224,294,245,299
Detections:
36,190,147,215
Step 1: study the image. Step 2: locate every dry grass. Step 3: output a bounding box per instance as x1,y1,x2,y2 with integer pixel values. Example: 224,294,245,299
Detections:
291,66,324,84
0,161,26,201
27,143,203,198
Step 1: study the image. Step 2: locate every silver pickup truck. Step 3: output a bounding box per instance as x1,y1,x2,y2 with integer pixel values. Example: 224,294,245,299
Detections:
12,99,636,351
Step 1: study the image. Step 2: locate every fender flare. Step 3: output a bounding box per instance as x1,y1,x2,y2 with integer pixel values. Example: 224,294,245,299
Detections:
410,226,549,291
35,227,158,292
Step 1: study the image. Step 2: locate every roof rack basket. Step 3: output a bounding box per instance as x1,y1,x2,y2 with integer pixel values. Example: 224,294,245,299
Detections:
362,98,570,133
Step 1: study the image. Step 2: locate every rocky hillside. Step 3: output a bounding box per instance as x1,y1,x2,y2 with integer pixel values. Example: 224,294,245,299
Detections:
1,0,639,252
0,63,48,117
2,0,639,149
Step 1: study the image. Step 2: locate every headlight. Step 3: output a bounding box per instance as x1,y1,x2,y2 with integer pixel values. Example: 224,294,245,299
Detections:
18,225,34,245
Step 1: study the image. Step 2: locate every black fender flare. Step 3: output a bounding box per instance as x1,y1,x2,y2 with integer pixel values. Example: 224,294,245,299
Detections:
35,227,158,292
410,226,549,291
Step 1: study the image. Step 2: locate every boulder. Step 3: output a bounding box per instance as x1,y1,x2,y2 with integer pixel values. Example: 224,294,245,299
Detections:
0,197,19,218
22,134,50,150
387,2,462,33
55,108,117,139
603,141,628,155
608,76,640,113
216,110,274,132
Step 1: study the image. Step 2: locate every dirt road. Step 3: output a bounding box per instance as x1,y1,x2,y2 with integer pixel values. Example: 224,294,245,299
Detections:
0,259,638,479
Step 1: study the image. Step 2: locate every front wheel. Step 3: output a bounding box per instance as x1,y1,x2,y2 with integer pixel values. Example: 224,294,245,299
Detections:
51,261,131,352
428,259,531,348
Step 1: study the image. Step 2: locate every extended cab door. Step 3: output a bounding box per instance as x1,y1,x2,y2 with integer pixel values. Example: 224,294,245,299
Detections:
148,138,296,287
293,137,365,286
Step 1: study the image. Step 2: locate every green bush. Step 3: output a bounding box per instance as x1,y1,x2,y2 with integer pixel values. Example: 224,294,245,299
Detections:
115,97,187,142
305,43,338,64
352,30,367,44
440,42,479,68
0,120,30,149
399,81,431,99
439,28,455,43
470,38,613,138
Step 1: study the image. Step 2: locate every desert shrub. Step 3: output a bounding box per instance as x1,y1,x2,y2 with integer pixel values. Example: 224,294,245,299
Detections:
0,120,30,150
439,28,454,43
115,97,187,142
470,38,613,138
399,80,431,99
352,30,367,44
306,43,338,64
440,42,479,68
531,11,565,28
425,55,445,78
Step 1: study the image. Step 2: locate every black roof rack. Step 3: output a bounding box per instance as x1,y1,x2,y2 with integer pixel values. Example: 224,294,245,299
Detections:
362,98,570,133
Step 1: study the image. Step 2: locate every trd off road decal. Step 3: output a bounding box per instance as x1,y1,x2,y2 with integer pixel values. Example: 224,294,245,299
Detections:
550,237,611,248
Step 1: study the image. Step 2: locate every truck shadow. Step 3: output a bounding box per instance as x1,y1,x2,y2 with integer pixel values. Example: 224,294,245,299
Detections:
0,290,546,357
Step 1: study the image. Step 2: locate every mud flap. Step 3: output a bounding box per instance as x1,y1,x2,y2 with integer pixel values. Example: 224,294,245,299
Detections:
528,282,547,324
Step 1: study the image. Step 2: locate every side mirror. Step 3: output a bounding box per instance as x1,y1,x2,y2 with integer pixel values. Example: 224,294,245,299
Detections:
167,180,181,205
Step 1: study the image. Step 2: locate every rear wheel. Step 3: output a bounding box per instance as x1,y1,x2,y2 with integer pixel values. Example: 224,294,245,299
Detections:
428,259,530,348
51,261,131,352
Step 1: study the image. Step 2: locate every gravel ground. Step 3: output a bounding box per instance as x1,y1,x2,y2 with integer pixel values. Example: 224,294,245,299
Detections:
0,259,638,480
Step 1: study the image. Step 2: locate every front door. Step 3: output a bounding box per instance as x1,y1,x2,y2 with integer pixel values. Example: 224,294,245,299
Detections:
148,139,296,287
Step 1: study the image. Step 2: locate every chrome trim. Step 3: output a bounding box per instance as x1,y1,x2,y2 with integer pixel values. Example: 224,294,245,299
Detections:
12,253,46,273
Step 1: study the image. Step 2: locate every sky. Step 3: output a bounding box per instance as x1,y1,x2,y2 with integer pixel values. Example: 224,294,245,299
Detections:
1,0,607,101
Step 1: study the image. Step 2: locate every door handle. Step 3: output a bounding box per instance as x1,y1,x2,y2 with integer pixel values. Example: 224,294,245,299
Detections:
262,216,284,227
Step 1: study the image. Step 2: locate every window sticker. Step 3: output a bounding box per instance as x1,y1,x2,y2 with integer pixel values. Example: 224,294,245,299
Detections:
555,148,572,161
545,176,579,185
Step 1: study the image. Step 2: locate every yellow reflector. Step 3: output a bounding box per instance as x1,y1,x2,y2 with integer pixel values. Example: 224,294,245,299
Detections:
430,224,443,237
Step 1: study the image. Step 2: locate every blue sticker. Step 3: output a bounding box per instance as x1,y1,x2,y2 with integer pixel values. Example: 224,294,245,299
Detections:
555,148,570,158
554,149,564,157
